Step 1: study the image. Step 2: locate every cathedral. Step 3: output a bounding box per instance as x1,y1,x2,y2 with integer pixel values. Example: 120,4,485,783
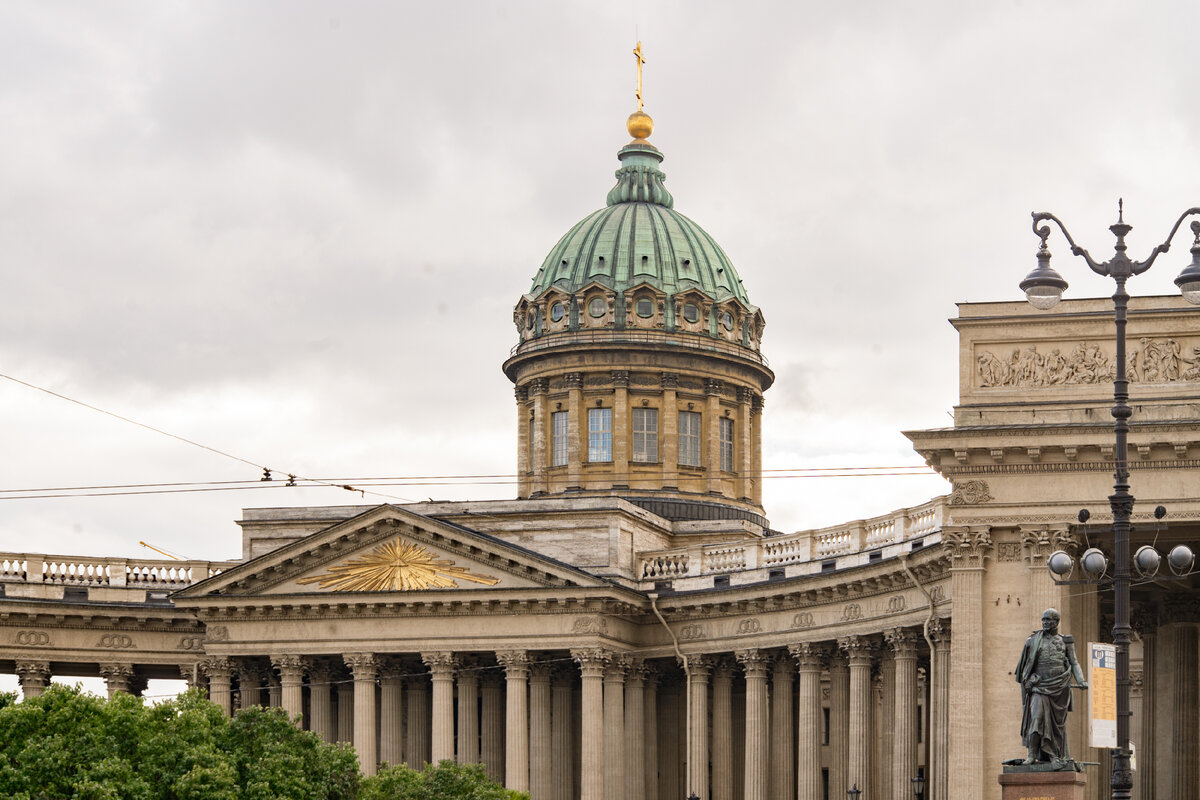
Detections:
2,79,1199,800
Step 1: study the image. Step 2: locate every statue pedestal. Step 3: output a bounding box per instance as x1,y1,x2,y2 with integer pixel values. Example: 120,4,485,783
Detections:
998,769,1086,800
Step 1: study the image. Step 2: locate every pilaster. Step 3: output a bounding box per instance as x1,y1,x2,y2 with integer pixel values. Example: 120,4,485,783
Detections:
612,370,630,488
661,373,678,488
565,372,583,490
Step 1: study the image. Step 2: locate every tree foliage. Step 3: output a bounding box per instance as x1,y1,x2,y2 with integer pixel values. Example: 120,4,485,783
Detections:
360,760,528,800
0,686,359,800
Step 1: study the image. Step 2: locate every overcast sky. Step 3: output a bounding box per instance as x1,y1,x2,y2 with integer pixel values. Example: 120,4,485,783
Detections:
3,0,1199,565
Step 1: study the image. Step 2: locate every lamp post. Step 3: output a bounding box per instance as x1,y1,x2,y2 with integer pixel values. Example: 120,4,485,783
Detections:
911,772,925,800
1018,201,1200,799
846,784,861,799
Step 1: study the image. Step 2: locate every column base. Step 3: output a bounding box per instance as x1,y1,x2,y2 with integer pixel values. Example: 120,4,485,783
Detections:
997,768,1086,800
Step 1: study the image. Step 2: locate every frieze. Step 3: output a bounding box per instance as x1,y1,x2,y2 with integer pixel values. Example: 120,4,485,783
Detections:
950,480,992,505
791,611,814,629
13,630,51,647
97,633,136,649
930,585,945,603
571,616,609,635
886,596,906,613
206,625,230,642
975,338,1200,389
842,603,862,621
678,623,707,641
736,618,762,635
177,636,206,651
995,543,1022,563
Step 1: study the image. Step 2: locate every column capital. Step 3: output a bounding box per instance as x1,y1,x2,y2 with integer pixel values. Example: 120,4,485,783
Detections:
928,616,952,648
1131,604,1159,636
660,371,679,389
530,377,549,395
788,642,828,671
704,378,724,396
684,653,713,679
712,654,737,681
624,658,648,687
99,662,134,680
374,655,408,680
885,628,922,659
1019,526,1074,563
515,384,530,402
563,372,583,389
270,654,307,680
15,660,49,683
421,651,460,675
611,369,630,388
529,662,553,684
200,657,233,680
177,663,202,688
497,649,531,679
238,662,267,684
837,635,875,666
941,525,994,568
571,647,611,678
343,652,377,680
737,386,754,405
736,648,771,678
771,653,795,680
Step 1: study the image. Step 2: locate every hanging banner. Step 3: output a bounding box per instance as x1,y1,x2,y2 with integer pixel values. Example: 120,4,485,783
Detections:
1089,642,1117,749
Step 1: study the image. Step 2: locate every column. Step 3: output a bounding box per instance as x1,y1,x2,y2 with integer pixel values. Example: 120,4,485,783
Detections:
643,667,659,800
1133,608,1155,800
99,663,134,698
345,653,378,776
658,679,681,800
271,655,306,726
888,629,920,800
422,652,458,764
661,373,678,489
712,659,735,800
827,653,850,800
530,378,548,496
457,660,480,765
1161,612,1199,798
928,619,950,800
878,648,896,800
942,527,991,797
625,660,647,800
337,681,355,744
705,379,723,494
686,654,712,800
572,649,609,800
565,372,583,490
736,387,753,501
15,660,50,700
529,664,552,800
750,394,763,506
840,636,873,800
378,659,405,766
481,673,505,782
498,650,530,793
552,668,574,800
201,657,232,716
406,675,431,768
738,649,770,800
308,660,336,743
770,655,795,800
789,644,825,800
267,676,281,708
604,660,627,800
177,663,202,691
238,664,264,709
516,385,531,496
612,371,630,488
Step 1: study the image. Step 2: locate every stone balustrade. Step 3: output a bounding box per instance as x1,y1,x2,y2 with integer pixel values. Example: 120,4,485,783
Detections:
637,495,948,589
0,553,237,600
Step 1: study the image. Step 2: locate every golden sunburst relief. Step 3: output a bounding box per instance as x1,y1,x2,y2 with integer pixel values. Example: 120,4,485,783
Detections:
295,538,501,591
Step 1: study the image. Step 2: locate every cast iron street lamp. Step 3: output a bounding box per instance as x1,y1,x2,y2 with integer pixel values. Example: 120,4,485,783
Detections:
846,784,861,799
1018,201,1200,799
911,772,925,800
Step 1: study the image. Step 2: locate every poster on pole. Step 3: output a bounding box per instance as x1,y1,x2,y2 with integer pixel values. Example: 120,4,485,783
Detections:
1089,642,1116,749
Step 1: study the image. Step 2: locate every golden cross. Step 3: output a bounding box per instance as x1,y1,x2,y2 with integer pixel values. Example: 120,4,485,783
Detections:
633,41,646,111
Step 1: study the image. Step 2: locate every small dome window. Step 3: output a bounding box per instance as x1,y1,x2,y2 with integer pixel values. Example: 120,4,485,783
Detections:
636,297,654,318
720,311,734,331
588,297,606,318
682,303,700,324
550,302,566,322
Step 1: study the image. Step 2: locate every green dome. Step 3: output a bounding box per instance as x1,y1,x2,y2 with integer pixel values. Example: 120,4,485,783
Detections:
527,142,755,308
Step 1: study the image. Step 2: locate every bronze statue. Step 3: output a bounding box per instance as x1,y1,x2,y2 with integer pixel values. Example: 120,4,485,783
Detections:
1014,608,1087,767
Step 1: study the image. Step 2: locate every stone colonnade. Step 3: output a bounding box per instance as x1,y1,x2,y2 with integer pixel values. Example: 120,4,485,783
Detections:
112,625,936,800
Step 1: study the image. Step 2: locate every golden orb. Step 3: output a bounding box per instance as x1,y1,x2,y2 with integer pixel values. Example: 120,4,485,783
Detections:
627,109,654,140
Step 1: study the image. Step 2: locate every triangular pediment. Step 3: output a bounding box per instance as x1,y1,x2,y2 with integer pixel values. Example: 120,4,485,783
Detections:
174,505,606,600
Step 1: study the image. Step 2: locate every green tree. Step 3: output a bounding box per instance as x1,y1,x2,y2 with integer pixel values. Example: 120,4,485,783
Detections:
360,760,528,800
0,685,359,800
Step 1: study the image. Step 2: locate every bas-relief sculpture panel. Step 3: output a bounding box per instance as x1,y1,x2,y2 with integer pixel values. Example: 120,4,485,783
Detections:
975,338,1200,388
